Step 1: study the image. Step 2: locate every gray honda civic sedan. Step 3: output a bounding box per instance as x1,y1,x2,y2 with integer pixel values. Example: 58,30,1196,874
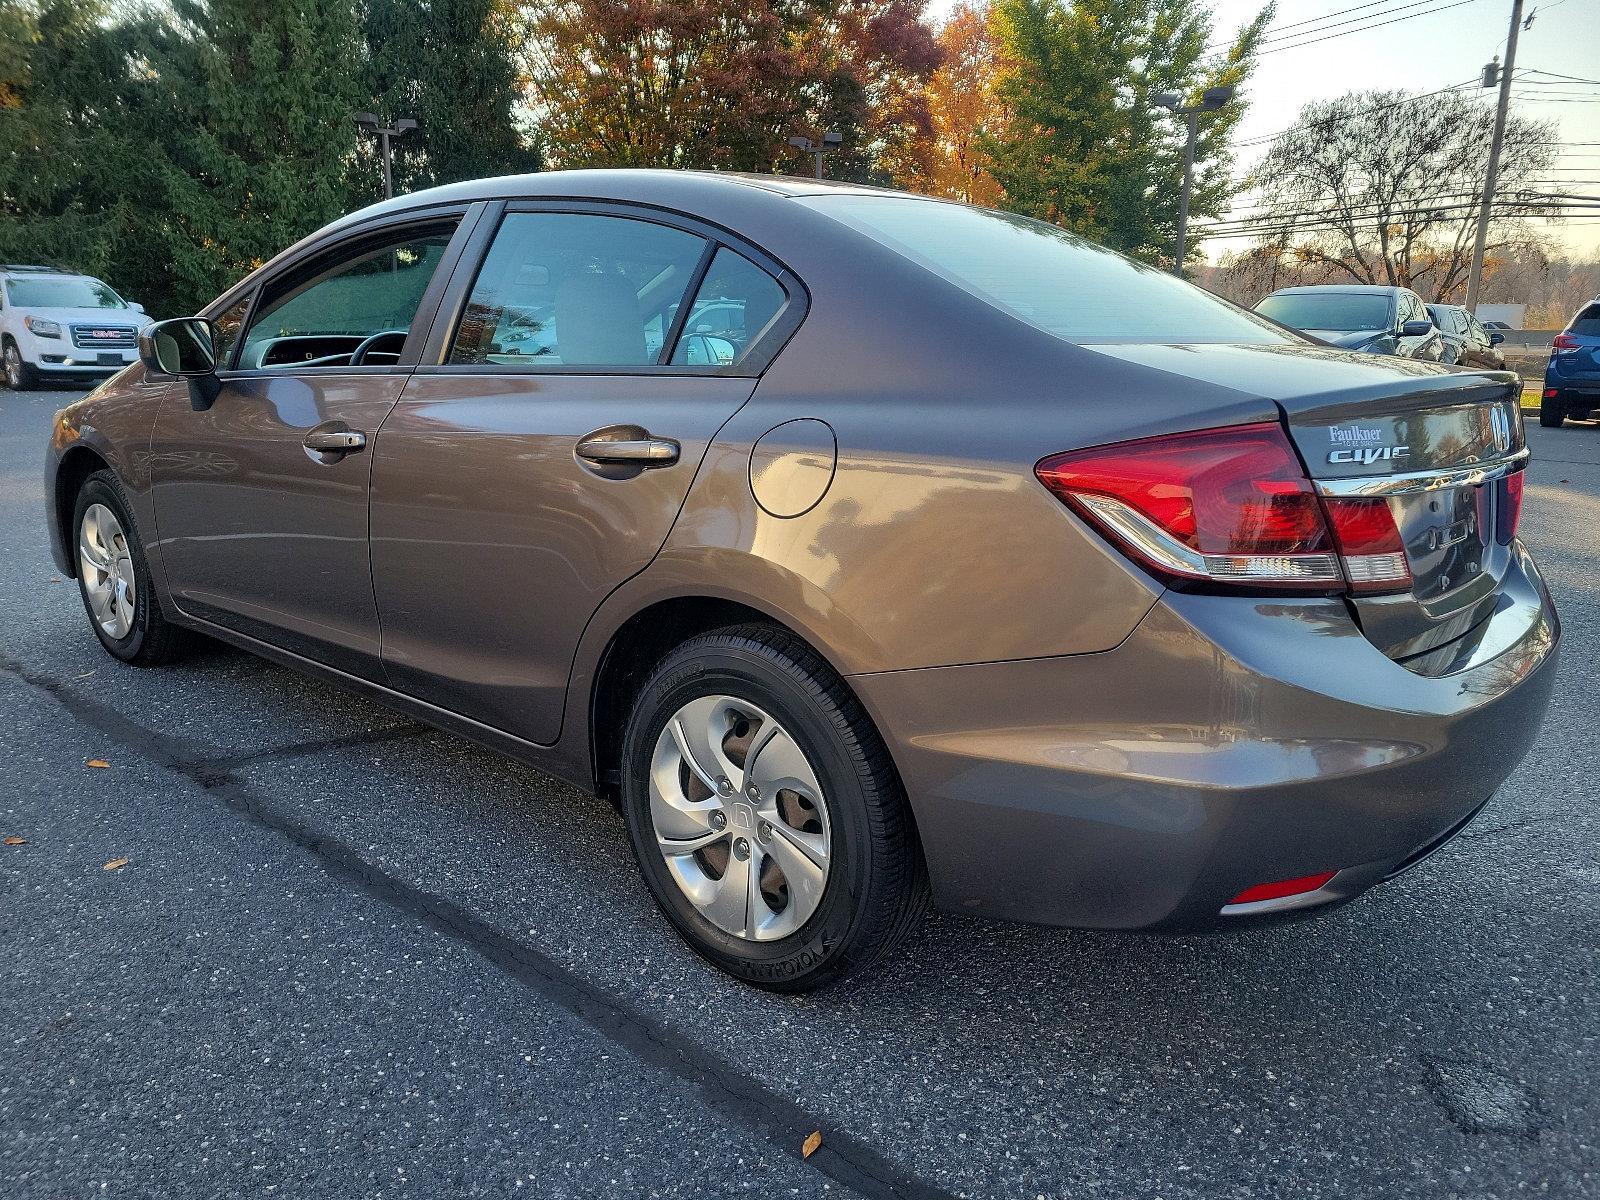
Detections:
46,170,1557,990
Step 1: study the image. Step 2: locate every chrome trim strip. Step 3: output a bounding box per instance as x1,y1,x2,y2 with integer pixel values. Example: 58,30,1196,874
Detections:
1314,449,1529,497
1219,881,1343,917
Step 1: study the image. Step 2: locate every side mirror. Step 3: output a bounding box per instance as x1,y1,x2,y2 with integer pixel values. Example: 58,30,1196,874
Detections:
1489,331,1505,346
128,302,145,314
139,316,221,409
1400,320,1434,338
678,333,737,367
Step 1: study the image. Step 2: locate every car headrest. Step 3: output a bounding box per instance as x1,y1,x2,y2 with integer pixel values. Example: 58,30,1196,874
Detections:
555,272,646,365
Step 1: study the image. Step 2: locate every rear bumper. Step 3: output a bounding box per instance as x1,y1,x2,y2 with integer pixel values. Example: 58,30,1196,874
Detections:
853,544,1559,931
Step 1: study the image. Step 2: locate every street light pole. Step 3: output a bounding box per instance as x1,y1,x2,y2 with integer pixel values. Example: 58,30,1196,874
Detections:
787,130,843,180
1153,86,1234,277
1465,0,1525,310
354,113,419,200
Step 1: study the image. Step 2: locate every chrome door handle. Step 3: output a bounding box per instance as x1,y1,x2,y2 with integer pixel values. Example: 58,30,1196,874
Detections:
303,429,367,454
575,436,679,466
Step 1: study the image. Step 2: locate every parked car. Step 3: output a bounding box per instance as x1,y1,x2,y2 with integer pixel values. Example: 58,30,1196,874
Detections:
1541,296,1600,427
1428,302,1506,369
45,172,1557,990
1255,285,1444,360
1,265,145,390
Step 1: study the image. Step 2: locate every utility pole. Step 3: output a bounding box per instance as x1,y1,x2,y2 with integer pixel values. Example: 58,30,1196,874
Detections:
354,113,419,200
1466,0,1524,310
1153,87,1234,277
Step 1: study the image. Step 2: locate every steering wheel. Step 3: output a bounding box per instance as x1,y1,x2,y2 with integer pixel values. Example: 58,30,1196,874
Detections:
349,329,407,366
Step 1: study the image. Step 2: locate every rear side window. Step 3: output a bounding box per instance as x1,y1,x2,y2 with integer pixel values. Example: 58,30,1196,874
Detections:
804,195,1288,344
451,213,707,368
1571,305,1600,336
669,248,787,367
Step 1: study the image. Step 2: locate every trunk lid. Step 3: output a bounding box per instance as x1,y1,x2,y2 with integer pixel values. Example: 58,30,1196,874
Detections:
1085,343,1528,664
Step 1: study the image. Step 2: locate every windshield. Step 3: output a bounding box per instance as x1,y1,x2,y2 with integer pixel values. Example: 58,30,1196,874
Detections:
804,195,1291,344
1257,292,1391,333
6,277,127,309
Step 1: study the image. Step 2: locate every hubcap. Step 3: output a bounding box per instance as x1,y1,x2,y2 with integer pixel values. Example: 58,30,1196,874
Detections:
79,503,136,639
648,695,832,942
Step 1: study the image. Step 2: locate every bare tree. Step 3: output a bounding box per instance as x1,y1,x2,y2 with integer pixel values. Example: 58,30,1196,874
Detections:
1235,88,1558,301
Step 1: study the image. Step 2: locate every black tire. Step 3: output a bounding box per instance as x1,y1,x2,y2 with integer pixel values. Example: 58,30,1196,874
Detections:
71,470,194,666
620,624,927,992
1538,392,1566,428
3,338,39,390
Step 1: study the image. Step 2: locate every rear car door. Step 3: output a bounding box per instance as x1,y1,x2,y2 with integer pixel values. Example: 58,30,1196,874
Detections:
369,203,800,744
149,209,475,678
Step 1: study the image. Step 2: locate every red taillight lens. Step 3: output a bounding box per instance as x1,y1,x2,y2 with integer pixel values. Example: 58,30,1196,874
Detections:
1552,332,1580,352
1229,871,1337,906
1322,496,1411,593
1036,423,1344,590
1498,470,1525,544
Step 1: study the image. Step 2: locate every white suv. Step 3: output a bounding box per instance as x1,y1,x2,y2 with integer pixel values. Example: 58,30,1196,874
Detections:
1,265,145,390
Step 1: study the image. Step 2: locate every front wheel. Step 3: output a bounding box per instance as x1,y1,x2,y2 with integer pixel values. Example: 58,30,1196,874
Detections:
1539,392,1567,428
620,625,926,991
3,339,39,390
72,470,194,665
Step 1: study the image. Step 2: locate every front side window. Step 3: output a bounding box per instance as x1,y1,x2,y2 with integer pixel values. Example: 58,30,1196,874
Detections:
211,292,252,369
450,213,707,368
805,195,1289,345
670,248,787,367
7,276,126,309
238,227,455,370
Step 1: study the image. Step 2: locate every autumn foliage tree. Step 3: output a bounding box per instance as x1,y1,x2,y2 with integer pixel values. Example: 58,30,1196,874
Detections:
527,0,940,180
917,2,1004,203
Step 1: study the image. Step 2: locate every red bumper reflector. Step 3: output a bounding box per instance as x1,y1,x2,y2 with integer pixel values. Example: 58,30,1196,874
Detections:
1229,871,1337,905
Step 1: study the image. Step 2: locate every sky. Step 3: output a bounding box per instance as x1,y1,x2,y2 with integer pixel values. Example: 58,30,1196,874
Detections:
925,0,1600,262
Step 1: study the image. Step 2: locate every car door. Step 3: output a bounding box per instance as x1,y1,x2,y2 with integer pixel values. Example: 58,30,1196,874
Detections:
369,204,800,745
149,209,476,678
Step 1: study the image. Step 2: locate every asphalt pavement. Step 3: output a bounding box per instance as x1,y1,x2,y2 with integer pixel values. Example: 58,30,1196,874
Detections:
2,386,1596,1199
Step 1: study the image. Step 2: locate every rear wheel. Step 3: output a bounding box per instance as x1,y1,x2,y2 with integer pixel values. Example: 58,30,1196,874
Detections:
3,339,38,390
72,470,193,665
620,624,926,991
1538,391,1566,428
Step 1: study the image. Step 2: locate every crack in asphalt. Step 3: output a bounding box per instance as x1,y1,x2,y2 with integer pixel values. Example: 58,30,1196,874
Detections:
0,654,958,1200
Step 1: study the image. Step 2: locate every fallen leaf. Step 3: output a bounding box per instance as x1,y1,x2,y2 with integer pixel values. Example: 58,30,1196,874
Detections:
3,835,24,846
102,857,128,871
802,1130,822,1159
86,759,110,769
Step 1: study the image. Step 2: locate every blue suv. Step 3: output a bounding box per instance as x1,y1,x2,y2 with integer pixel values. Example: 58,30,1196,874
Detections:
1541,297,1600,427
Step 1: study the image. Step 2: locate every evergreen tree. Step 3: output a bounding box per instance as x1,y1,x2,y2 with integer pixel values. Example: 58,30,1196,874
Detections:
362,0,538,197
985,0,1269,264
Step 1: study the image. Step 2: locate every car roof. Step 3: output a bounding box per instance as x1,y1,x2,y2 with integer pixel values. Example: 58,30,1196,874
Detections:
1267,284,1404,295
331,168,905,231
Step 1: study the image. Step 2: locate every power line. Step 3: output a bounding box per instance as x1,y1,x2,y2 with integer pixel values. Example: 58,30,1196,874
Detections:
1254,0,1489,57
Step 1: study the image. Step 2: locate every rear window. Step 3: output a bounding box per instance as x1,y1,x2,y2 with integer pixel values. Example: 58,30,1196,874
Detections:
1571,304,1600,336
804,195,1287,345
1257,292,1392,333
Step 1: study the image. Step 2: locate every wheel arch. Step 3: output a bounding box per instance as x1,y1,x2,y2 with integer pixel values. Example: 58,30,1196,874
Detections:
585,594,906,817
52,445,113,578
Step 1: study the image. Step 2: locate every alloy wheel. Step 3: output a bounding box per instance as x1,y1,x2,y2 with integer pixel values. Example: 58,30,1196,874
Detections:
79,502,136,639
4,345,20,388
648,694,832,942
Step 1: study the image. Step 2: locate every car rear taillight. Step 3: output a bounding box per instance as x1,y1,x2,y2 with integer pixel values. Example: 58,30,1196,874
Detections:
1323,496,1411,592
1497,469,1525,545
1035,422,1411,595
1552,332,1580,352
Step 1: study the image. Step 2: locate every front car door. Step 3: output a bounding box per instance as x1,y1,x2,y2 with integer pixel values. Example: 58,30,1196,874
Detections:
149,209,476,678
369,203,801,744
